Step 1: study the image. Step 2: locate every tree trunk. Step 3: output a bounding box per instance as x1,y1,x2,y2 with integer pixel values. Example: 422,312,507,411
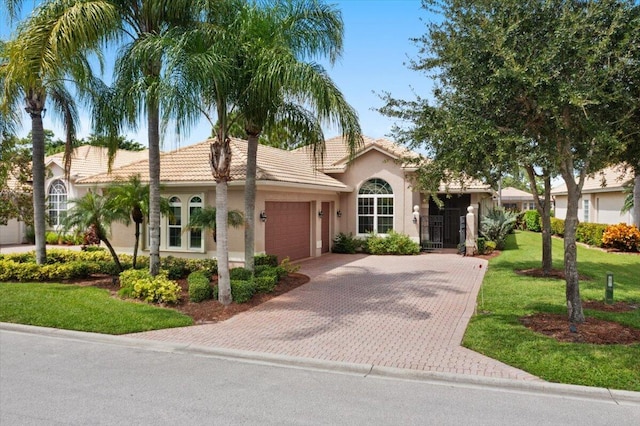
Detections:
101,236,122,273
216,181,232,305
560,164,585,324
133,220,140,269
633,171,640,228
147,100,161,276
244,133,259,273
525,165,552,274
27,96,47,265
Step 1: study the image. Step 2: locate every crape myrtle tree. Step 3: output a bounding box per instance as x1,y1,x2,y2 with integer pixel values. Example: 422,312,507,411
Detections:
234,0,362,273
0,1,118,264
381,0,640,323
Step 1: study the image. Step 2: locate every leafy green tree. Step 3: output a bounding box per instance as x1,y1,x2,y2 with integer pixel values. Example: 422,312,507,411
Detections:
185,206,244,244
0,1,118,264
0,133,33,226
382,0,640,323
63,190,128,273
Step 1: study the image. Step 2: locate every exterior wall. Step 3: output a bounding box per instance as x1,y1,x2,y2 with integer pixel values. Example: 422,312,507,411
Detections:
328,149,420,242
0,219,26,245
553,192,631,225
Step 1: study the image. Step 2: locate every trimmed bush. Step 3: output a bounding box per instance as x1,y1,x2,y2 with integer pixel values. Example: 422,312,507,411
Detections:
230,279,256,303
254,275,277,293
477,237,486,255
332,232,363,254
484,241,497,254
254,254,278,267
188,271,213,302
364,230,420,255
602,223,640,252
118,270,181,304
576,222,608,247
523,210,541,232
230,267,253,281
550,218,565,237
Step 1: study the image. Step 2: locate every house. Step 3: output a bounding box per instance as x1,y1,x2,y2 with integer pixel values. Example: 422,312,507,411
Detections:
551,165,633,225
7,136,492,261
0,146,148,245
499,187,538,211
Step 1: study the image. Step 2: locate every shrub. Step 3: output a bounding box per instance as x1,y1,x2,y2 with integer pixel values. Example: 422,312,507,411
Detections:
254,275,277,293
523,210,541,232
230,267,253,281
81,245,106,253
575,222,608,247
332,232,363,254
45,231,59,245
161,256,189,280
550,218,565,237
188,271,213,302
480,208,518,250
254,254,278,267
279,257,301,274
230,279,256,303
602,223,640,252
364,230,420,255
254,264,272,277
477,237,486,255
118,270,181,304
484,241,497,254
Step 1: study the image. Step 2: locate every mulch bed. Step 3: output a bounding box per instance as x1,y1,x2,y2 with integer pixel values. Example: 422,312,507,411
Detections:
515,268,591,281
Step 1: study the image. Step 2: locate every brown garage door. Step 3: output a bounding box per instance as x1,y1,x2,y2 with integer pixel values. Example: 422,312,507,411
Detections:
265,202,311,262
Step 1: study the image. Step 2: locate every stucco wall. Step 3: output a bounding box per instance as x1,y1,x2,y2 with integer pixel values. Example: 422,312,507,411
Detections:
553,192,631,225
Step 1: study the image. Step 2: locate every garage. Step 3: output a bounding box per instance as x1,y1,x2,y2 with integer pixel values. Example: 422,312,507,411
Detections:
264,201,311,262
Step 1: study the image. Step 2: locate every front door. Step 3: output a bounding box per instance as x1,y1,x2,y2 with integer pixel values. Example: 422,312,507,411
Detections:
428,194,471,248
321,202,330,253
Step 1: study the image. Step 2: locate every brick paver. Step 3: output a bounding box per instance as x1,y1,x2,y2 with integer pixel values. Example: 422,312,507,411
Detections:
130,253,540,381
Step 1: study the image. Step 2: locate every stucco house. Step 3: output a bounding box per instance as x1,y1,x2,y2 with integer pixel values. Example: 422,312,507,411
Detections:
551,165,633,225
73,135,493,262
499,187,538,212
0,146,148,245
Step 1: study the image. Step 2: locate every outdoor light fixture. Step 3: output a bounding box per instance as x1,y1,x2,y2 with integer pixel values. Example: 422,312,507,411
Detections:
259,211,267,222
605,272,614,304
318,210,324,218
336,210,342,218
412,205,420,224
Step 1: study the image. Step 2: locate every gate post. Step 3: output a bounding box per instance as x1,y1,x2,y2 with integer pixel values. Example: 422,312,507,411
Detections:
465,206,477,256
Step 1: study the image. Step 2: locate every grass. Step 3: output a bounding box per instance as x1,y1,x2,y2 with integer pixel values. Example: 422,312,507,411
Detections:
0,283,193,334
464,230,640,391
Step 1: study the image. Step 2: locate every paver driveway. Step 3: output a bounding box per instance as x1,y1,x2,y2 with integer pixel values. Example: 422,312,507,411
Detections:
130,253,539,380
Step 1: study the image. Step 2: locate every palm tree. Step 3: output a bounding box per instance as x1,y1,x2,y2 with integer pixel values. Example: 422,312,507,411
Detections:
184,206,244,244
63,190,128,273
106,175,171,268
235,0,362,272
0,1,118,264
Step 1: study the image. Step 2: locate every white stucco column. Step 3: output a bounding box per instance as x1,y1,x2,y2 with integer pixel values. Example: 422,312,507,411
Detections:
465,205,477,256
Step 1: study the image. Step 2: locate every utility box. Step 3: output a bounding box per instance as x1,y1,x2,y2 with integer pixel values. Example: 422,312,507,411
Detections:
605,272,614,304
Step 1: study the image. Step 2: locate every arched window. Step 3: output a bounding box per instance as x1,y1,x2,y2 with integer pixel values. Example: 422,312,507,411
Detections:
168,196,182,248
358,178,394,234
188,196,203,249
48,180,67,227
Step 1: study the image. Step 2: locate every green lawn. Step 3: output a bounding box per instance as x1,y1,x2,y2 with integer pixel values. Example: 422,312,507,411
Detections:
464,230,640,391
0,283,193,334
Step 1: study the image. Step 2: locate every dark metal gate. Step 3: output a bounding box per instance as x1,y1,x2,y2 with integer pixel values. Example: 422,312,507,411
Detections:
420,215,443,251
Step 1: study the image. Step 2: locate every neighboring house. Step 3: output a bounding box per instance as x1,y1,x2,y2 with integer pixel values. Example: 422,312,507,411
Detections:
499,187,538,211
551,165,633,225
76,135,493,262
0,146,148,245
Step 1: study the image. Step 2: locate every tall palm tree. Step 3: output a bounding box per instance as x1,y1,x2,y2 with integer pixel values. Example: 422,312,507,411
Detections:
106,175,171,268
235,0,362,272
63,190,128,273
0,1,118,264
184,206,244,244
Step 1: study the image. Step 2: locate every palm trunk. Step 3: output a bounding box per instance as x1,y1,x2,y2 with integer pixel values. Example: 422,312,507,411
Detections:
28,101,47,265
216,181,231,305
147,100,161,276
560,160,585,324
244,134,259,273
133,221,140,269
101,236,122,273
633,171,639,228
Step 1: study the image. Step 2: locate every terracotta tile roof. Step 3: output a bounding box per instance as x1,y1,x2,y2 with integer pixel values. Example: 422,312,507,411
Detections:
551,165,633,195
46,146,149,180
78,138,348,190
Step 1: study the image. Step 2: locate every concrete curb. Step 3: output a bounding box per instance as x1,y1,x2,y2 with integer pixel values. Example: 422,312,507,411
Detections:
2,322,638,406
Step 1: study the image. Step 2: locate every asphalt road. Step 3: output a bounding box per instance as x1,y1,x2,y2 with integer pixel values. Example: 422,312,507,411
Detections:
1,328,638,425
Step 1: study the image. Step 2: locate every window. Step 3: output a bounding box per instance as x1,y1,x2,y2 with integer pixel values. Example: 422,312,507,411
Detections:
358,178,394,234
583,199,589,223
168,196,182,248
48,180,67,227
188,196,203,249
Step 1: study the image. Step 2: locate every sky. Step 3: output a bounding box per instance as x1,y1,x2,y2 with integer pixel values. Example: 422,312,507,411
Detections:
2,1,434,149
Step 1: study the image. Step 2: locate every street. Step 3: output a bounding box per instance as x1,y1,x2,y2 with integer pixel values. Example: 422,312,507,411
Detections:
1,328,638,425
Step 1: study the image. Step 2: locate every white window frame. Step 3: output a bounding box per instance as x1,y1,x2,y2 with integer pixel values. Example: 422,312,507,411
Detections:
583,199,590,223
188,196,203,250
48,179,67,228
357,178,394,235
168,196,182,249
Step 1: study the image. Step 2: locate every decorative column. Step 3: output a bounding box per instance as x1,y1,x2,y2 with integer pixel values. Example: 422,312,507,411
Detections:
465,205,477,256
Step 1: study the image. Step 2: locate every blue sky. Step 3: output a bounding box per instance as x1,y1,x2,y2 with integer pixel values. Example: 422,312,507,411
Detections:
2,1,433,148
